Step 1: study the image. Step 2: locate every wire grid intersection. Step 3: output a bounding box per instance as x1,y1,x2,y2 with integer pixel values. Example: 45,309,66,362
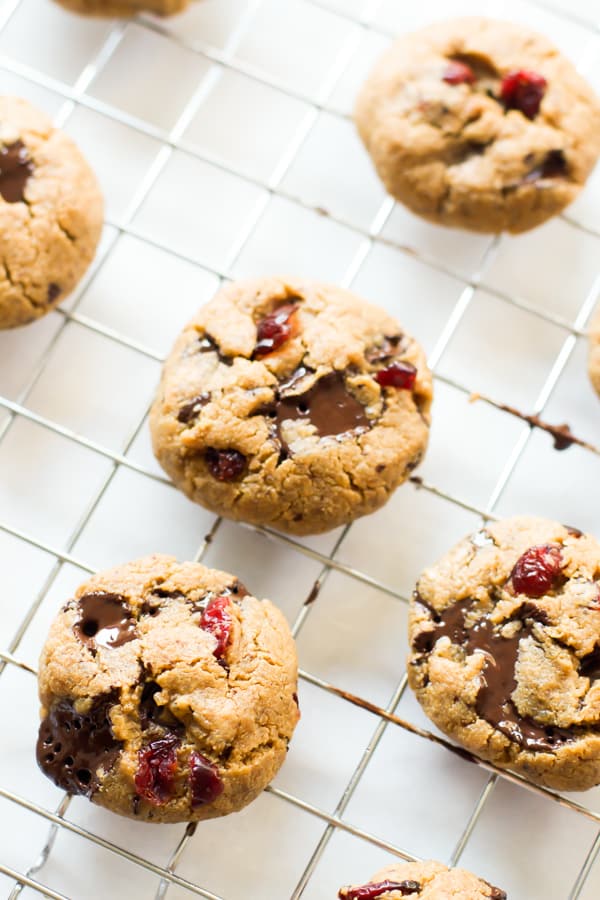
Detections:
0,0,599,898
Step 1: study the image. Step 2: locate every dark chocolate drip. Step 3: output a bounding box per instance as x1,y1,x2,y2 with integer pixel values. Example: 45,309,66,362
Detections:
0,140,33,203
259,370,370,460
177,393,210,424
74,592,137,649
36,692,122,796
414,599,575,752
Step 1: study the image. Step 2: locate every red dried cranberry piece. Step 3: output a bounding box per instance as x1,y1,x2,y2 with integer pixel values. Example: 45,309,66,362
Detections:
443,60,475,85
510,544,563,598
200,595,233,659
205,448,246,481
500,69,547,119
135,733,180,805
253,302,298,358
375,361,417,390
189,751,224,806
339,881,421,900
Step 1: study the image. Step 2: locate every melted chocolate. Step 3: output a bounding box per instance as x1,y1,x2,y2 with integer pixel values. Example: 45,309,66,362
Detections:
36,692,122,796
139,681,182,732
74,593,137,649
523,149,568,183
580,647,600,680
198,334,232,366
414,600,575,752
177,393,210,424
0,140,33,203
260,370,370,459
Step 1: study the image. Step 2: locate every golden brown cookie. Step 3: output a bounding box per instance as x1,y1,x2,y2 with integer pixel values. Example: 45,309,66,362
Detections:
408,516,600,791
36,555,299,824
53,0,188,16
149,277,433,535
0,96,103,328
355,17,600,233
338,860,505,899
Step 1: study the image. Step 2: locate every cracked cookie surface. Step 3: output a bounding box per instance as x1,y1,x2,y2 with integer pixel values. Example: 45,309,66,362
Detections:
149,277,433,535
0,96,103,328
36,555,299,824
52,0,188,17
355,17,600,234
338,860,506,899
408,516,600,791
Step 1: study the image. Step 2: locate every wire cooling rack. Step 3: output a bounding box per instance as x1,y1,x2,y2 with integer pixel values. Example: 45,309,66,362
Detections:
0,0,600,897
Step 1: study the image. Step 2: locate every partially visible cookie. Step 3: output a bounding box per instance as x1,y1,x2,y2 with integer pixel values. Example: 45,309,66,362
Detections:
408,516,600,791
588,305,600,397
150,277,432,536
338,860,506,899
355,17,600,233
0,96,103,328
53,0,188,16
36,555,299,824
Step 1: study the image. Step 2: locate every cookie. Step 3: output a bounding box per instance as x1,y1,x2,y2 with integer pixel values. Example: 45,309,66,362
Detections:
588,305,600,397
36,555,299,824
53,0,187,16
0,97,103,329
338,860,506,899
355,17,600,234
150,277,432,536
408,515,600,791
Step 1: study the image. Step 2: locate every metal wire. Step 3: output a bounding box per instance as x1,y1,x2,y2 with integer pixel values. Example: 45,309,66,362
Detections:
0,0,599,897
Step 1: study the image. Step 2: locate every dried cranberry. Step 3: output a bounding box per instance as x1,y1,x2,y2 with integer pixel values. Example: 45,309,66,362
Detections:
510,544,563,598
200,595,233,659
205,448,246,481
189,751,224,806
253,302,298,358
500,69,547,119
338,881,421,900
375,361,417,390
443,60,475,85
135,733,179,805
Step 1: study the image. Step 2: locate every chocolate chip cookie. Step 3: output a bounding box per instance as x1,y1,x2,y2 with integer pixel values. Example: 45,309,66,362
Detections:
36,555,299,824
0,96,103,328
588,305,600,397
355,17,600,234
408,516,600,791
338,860,506,899
150,277,432,536
53,0,187,16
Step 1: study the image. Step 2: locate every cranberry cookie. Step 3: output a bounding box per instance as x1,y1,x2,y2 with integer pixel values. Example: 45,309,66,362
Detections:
355,17,600,233
150,277,432,535
53,0,188,16
0,96,103,328
408,516,600,791
36,555,299,824
339,860,505,899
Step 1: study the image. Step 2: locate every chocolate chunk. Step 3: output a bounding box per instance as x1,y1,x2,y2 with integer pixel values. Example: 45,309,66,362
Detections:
177,393,210,424
47,283,61,303
74,593,137,649
365,334,404,365
139,681,182,732
580,646,600,680
0,140,33,203
523,149,568,183
413,597,574,751
198,333,233,365
36,692,122,796
260,370,370,460
488,888,507,900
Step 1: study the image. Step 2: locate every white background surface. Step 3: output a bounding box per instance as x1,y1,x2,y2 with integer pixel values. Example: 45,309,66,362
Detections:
0,0,600,898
